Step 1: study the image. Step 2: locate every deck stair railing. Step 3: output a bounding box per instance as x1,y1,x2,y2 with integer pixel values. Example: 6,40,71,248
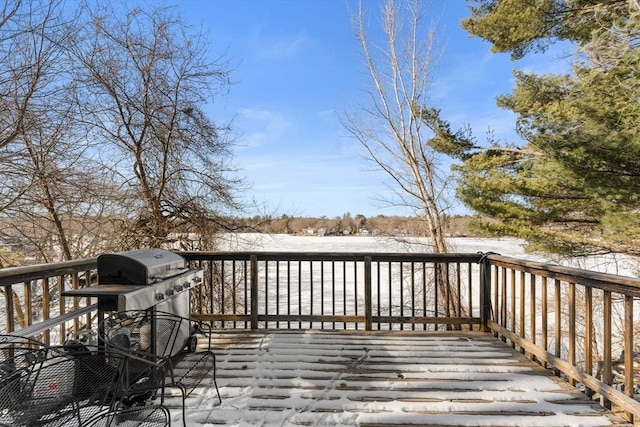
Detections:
1,250,640,421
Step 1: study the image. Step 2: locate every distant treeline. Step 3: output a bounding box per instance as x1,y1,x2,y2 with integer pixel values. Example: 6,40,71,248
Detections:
231,214,475,237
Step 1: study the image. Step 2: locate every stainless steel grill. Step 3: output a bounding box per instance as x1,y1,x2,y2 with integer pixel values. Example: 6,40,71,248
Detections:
63,248,203,356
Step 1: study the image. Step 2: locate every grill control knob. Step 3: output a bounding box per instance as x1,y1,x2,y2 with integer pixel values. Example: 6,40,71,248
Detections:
166,288,175,296
183,282,190,288
155,293,165,300
174,284,183,291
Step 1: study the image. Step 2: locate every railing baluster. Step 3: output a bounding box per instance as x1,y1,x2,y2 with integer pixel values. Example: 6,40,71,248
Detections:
58,275,65,342
72,272,79,336
250,255,258,330
244,259,248,329
554,278,561,376
343,260,347,330
309,260,313,329
84,270,91,331
320,261,324,330
232,260,237,329
445,262,451,328
423,261,427,331
569,282,576,386
353,259,358,330
411,262,415,331
434,263,440,331
299,260,302,329
288,261,291,330
218,260,224,328
624,295,634,416
602,290,612,409
493,265,499,329
456,262,461,324
364,256,372,331
541,277,548,366
468,262,473,322
529,273,536,360
510,269,516,347
23,281,32,329
42,278,50,344
265,259,269,329
276,260,280,330
585,286,593,397
520,271,525,354
332,261,336,330
499,267,507,327
399,262,404,331
388,261,392,330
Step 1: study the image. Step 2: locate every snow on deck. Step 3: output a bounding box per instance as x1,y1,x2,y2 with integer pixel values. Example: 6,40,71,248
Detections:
171,331,629,427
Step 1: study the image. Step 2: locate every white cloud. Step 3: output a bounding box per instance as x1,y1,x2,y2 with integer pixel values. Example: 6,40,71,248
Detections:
258,32,310,60
236,106,294,148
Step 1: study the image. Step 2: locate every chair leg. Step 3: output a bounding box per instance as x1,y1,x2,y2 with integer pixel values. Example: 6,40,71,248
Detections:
213,354,221,404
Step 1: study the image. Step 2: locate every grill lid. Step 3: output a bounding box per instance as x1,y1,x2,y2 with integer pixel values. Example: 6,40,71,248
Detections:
98,248,188,285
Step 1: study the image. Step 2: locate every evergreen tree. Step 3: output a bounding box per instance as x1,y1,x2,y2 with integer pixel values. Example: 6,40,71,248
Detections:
456,0,640,256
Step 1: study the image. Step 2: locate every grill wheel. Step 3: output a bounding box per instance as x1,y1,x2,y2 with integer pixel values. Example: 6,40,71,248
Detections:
186,335,198,353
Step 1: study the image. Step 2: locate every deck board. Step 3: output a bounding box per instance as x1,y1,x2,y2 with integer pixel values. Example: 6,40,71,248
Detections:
174,331,632,426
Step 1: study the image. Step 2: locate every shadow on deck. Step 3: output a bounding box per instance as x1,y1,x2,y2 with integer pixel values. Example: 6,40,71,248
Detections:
176,331,632,427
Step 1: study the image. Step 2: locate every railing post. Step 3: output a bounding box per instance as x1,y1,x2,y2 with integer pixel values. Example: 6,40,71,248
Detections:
364,256,372,331
5,287,15,333
479,253,492,332
250,255,259,330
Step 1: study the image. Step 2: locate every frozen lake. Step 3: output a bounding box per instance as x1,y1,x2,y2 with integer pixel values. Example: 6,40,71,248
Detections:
219,233,639,277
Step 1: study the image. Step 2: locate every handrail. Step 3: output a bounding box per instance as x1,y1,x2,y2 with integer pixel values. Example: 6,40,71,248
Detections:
487,254,640,296
0,258,97,286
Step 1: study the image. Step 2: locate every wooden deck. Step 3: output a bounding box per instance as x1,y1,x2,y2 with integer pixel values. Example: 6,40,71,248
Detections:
172,331,631,426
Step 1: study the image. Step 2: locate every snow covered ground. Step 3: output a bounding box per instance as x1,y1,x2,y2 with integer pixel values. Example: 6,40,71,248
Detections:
176,331,623,427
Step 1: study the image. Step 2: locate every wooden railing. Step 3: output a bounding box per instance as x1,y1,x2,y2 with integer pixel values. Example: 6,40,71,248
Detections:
182,252,484,330
1,250,639,420
0,258,98,344
484,253,640,422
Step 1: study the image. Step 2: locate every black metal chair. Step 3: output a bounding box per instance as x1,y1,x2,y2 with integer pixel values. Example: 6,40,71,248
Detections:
0,334,171,427
84,405,171,427
0,336,81,426
100,310,220,426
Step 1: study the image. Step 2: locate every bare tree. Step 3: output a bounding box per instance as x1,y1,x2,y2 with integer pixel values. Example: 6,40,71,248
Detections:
343,0,473,319
0,0,32,151
0,0,63,212
344,0,471,254
0,0,116,262
71,3,242,249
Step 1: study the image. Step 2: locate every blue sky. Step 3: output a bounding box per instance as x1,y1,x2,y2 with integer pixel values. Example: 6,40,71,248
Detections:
180,0,571,219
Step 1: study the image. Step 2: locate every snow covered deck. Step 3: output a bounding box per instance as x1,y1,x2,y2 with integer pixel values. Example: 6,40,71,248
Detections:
174,331,631,427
